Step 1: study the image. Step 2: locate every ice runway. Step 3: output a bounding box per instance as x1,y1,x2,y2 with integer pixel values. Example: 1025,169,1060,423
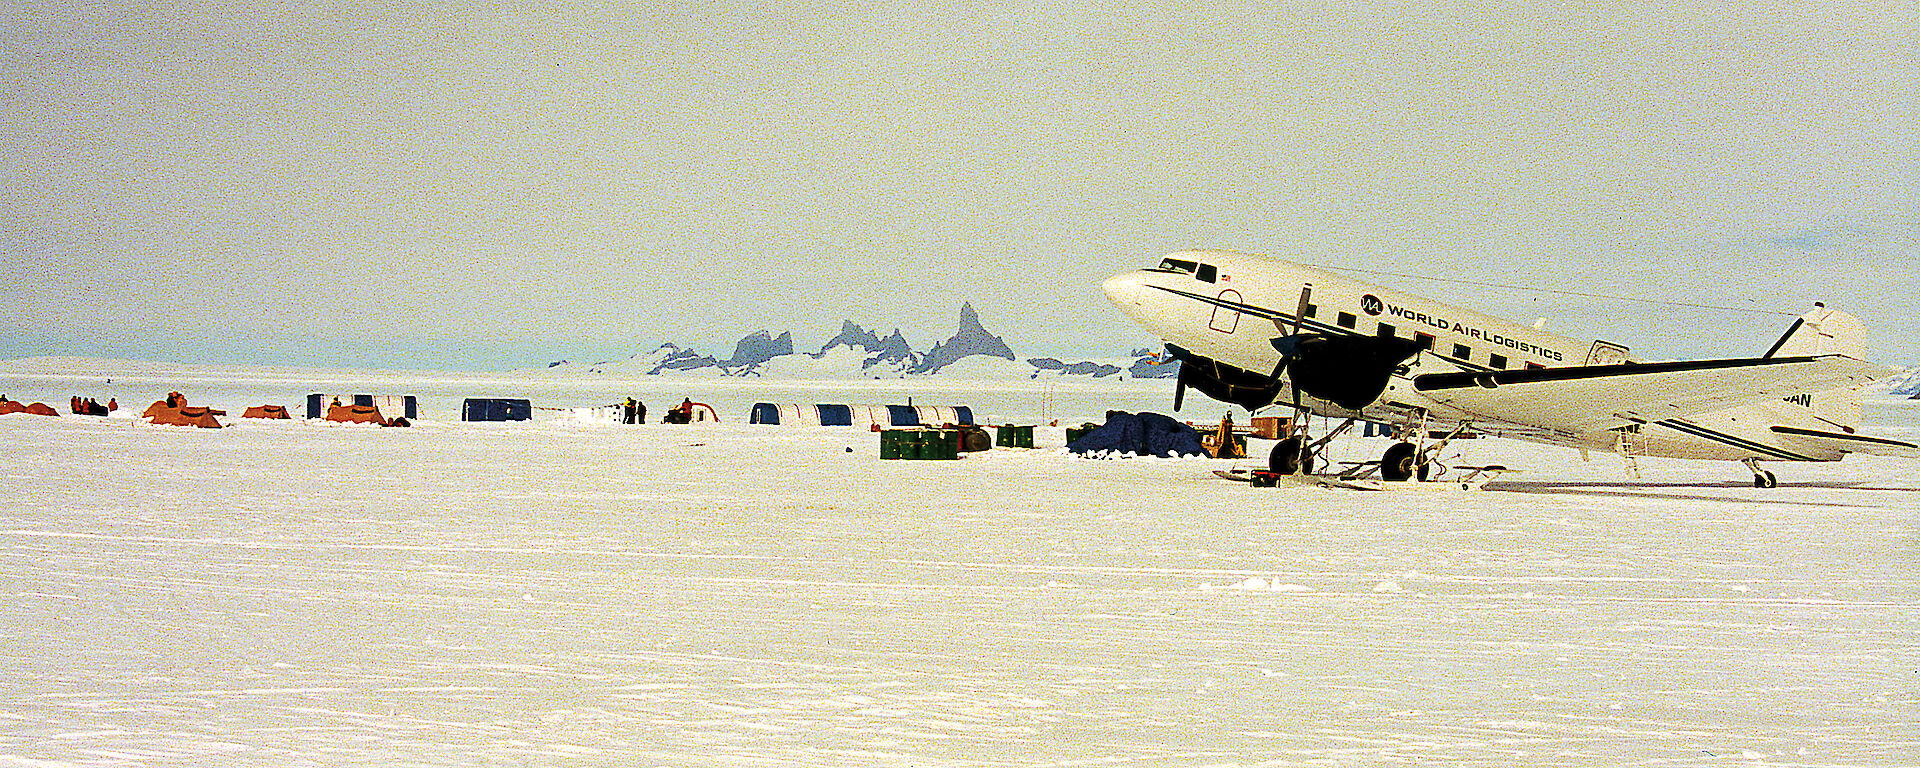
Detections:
2,396,1917,766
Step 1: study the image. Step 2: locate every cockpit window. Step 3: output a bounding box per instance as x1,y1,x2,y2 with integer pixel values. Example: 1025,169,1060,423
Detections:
1155,258,1199,274
1195,263,1217,283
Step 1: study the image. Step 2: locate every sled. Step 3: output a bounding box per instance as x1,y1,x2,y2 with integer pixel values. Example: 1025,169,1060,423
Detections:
1213,464,1514,491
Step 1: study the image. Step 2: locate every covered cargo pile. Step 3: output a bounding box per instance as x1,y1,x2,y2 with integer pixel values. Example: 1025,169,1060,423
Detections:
1066,411,1210,458
242,405,291,419
462,398,532,421
751,403,973,427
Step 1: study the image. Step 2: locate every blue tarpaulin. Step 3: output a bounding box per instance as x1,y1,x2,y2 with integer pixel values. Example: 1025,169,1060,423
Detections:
1066,411,1210,458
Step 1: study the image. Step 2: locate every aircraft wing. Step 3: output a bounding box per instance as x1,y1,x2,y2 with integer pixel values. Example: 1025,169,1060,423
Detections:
1770,426,1920,458
1411,355,1897,433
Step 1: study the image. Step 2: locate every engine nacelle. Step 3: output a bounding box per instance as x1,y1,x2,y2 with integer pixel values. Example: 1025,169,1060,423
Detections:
1278,334,1423,411
1165,345,1284,411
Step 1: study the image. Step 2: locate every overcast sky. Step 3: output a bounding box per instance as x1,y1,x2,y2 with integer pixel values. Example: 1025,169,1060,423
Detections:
4,1,1914,370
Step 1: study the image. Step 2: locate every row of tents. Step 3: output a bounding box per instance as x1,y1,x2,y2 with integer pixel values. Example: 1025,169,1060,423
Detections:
749,403,975,427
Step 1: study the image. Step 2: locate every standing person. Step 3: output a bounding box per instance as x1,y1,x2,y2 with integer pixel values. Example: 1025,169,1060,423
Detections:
622,398,637,424
636,400,646,424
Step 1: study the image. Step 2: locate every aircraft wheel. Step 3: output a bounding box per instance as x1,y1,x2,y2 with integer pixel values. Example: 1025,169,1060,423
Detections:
1380,442,1418,481
1754,471,1778,489
1270,437,1306,475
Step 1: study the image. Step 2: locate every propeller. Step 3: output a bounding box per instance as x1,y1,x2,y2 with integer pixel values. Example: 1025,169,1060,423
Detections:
1267,282,1421,411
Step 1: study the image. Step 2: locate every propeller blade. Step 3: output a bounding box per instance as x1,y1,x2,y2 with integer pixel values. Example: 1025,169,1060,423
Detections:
1292,284,1313,335
1173,370,1188,411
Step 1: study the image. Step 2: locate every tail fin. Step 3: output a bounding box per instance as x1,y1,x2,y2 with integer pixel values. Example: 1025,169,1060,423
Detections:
1765,305,1866,359
1766,305,1869,428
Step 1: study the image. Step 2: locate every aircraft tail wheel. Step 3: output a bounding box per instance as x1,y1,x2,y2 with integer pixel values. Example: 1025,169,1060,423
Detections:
1754,471,1778,488
1380,442,1417,481
1271,436,1306,475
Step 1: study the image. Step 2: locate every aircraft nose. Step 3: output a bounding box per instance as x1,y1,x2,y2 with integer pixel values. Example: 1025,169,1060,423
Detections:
1102,272,1147,310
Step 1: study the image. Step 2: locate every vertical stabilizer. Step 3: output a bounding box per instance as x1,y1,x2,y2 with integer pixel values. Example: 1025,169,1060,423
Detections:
1765,305,1866,359
1766,306,1869,428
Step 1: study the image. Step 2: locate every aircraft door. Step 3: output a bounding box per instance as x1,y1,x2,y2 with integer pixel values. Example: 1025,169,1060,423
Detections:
1210,290,1242,334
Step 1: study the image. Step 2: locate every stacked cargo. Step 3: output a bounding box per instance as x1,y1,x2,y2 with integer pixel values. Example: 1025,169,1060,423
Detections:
879,429,962,460
994,425,1035,448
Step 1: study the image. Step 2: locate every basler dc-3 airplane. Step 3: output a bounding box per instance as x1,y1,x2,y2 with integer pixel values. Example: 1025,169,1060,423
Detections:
1103,250,1919,487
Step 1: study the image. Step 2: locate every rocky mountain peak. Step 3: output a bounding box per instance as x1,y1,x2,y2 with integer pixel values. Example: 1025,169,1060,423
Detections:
726,330,793,369
913,303,1016,374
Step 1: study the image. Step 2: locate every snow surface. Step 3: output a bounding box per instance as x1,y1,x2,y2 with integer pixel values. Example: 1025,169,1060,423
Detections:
2,363,1917,766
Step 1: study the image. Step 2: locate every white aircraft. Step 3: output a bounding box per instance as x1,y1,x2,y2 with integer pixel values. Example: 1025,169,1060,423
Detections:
1103,250,1918,487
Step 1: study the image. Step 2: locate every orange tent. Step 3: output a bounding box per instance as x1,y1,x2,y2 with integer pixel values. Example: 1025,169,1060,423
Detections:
147,406,221,428
325,404,389,426
142,394,223,428
242,404,291,419
23,402,58,416
0,401,24,415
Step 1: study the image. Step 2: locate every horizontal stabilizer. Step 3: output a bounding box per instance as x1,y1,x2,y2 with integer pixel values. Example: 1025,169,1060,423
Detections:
1771,426,1920,458
1412,355,1898,433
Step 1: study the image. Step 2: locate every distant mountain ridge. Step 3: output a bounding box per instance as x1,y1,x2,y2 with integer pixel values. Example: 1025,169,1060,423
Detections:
542,304,1176,380
1883,367,1920,397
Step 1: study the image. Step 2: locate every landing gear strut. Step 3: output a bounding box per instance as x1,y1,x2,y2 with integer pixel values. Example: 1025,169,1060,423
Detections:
1744,458,1778,488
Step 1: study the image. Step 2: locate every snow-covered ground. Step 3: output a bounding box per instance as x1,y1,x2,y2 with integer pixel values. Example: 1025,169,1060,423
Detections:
2,363,1917,766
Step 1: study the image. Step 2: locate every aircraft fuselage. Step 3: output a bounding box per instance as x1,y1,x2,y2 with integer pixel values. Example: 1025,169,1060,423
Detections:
1104,250,1892,466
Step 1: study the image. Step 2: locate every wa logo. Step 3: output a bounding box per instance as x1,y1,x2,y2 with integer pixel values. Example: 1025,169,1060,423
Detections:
1361,294,1385,316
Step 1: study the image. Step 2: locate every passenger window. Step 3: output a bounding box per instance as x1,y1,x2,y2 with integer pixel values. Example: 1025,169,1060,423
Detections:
1376,323,1396,338
1302,304,1318,318
1415,333,1435,350
1526,362,1545,370
1490,354,1508,369
1452,344,1471,360
1337,312,1356,329
1196,263,1217,283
